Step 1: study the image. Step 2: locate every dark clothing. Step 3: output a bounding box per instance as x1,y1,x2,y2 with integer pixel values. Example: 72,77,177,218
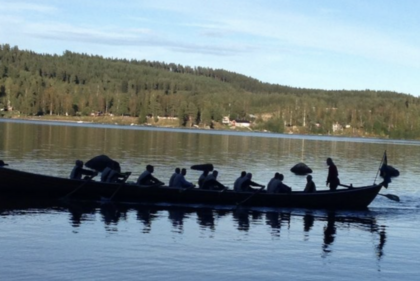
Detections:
304,181,316,193
202,175,225,190
198,172,208,188
137,170,164,186
240,179,262,192
327,164,339,191
70,166,96,180
380,164,392,188
169,172,179,187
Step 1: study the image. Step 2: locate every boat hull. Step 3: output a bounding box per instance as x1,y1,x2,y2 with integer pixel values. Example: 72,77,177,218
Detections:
0,168,382,210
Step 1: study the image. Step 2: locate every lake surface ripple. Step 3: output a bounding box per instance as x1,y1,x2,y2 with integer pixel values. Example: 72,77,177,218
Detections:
1,119,419,280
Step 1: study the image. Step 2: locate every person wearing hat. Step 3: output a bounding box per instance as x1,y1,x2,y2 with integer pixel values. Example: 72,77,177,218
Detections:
304,175,316,193
0,160,9,167
70,160,97,180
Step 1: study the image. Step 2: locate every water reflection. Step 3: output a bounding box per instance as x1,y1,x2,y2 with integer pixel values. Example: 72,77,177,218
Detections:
0,200,387,261
322,212,337,256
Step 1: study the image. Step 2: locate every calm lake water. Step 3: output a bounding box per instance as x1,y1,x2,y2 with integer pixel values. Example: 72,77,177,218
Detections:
1,119,420,281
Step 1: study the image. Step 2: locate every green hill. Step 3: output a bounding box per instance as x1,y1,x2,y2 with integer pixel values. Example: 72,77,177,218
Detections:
1,43,419,139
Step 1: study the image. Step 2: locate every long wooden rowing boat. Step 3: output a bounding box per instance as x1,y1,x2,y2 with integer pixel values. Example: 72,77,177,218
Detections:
0,167,384,209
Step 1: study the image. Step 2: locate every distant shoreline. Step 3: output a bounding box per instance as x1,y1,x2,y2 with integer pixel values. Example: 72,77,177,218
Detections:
2,116,417,145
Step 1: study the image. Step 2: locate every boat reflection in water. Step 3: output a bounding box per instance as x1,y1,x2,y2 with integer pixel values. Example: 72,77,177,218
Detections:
0,200,387,260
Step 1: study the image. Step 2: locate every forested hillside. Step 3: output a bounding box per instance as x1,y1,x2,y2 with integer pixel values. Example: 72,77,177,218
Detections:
1,44,420,139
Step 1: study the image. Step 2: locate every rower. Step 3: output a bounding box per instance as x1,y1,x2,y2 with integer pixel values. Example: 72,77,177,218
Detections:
267,173,291,193
267,172,281,193
239,173,265,192
277,174,292,193
137,165,164,186
233,171,247,192
198,170,210,188
169,167,181,187
303,175,316,193
70,160,97,180
201,170,227,190
0,160,8,167
173,168,195,189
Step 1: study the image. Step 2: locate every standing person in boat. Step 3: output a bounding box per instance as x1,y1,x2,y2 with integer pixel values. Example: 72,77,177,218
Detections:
169,167,181,187
326,158,340,191
70,160,97,180
173,168,195,189
304,175,316,193
198,169,210,188
267,172,281,193
239,173,265,192
202,170,227,190
137,165,165,186
233,171,247,192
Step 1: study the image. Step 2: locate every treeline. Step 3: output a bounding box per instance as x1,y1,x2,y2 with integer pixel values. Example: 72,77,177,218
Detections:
1,43,420,139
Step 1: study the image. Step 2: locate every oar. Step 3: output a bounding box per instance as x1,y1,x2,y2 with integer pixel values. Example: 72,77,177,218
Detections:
236,186,265,207
62,175,96,199
378,193,400,202
339,184,400,202
101,172,132,203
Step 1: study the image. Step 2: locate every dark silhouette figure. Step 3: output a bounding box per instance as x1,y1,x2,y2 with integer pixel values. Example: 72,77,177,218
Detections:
267,173,291,193
173,168,195,188
198,170,210,188
201,170,227,190
169,167,180,187
70,160,97,180
137,165,164,186
101,162,130,183
326,158,340,191
304,175,316,193
277,174,292,193
0,160,8,167
233,171,247,192
240,173,265,192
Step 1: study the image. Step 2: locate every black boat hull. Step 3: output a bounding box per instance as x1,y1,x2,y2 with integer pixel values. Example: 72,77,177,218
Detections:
0,168,382,209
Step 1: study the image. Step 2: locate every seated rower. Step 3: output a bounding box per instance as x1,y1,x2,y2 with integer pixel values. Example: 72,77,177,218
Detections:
169,167,181,187
201,170,227,190
277,174,292,193
267,172,281,193
173,168,195,189
70,160,97,180
198,170,210,188
137,165,165,186
303,175,316,193
239,173,264,192
101,162,130,183
233,171,247,192
267,173,291,193
0,160,9,167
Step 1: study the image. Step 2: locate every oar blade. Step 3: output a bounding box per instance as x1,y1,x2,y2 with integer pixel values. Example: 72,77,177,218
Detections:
385,194,400,202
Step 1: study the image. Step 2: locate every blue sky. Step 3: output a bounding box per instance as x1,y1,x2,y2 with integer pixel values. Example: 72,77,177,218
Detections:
1,0,419,96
